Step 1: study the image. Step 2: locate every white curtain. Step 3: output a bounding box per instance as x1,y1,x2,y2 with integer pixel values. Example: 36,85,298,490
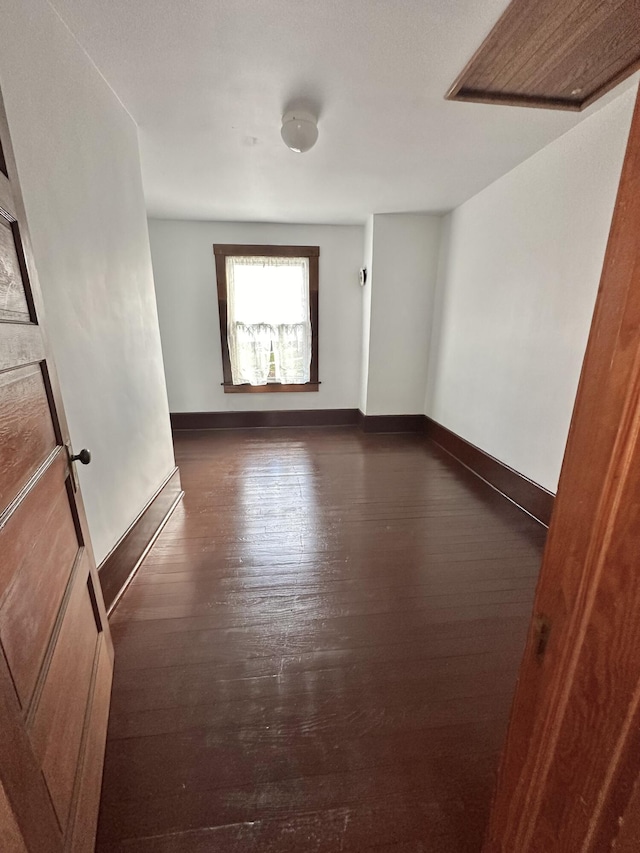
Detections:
226,256,311,385
274,323,310,384
227,322,272,385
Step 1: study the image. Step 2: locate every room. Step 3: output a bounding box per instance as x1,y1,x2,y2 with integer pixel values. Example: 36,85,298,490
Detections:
1,0,640,850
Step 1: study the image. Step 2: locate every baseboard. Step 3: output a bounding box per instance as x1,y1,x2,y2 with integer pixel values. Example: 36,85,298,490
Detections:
358,412,426,433
170,409,360,430
171,409,428,433
98,467,183,615
168,409,554,525
424,417,555,526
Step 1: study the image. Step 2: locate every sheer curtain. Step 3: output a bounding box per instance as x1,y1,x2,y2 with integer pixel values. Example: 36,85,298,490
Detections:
226,256,311,385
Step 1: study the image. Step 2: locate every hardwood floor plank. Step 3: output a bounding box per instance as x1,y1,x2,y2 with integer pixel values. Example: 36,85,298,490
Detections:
111,632,527,685
100,720,508,806
108,647,523,718
97,428,546,851
97,801,465,853
109,616,534,678
98,758,499,844
112,586,533,624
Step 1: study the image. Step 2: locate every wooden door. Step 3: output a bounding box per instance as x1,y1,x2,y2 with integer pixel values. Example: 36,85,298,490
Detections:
0,89,113,851
484,87,640,850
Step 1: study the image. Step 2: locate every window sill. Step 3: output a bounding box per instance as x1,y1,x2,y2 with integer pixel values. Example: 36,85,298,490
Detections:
222,382,320,394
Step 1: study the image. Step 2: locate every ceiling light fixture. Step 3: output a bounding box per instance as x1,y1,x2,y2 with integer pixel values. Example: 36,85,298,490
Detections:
281,110,318,153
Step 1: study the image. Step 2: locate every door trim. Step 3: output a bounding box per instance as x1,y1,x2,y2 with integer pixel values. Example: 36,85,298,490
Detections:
485,85,640,851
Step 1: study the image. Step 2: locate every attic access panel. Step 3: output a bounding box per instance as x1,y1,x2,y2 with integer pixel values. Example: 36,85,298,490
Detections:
447,0,640,111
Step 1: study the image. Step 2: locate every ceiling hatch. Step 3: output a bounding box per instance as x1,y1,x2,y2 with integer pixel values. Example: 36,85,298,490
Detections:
447,0,640,111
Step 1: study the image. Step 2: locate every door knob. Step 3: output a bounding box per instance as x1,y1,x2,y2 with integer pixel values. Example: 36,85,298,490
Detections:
70,448,91,465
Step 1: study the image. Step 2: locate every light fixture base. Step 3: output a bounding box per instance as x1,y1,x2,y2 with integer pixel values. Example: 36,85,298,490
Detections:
281,110,319,153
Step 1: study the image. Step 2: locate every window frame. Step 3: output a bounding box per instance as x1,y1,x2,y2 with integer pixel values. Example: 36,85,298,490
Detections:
214,243,320,393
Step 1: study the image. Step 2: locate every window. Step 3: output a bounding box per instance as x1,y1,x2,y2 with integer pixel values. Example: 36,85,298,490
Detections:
214,244,319,393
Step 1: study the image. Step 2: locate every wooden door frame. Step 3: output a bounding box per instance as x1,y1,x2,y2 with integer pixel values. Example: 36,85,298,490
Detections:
485,84,640,850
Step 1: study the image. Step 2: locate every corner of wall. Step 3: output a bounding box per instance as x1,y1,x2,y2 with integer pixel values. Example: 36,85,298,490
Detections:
424,212,453,417
359,214,375,414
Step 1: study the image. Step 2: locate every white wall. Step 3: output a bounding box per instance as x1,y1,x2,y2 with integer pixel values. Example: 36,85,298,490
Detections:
359,216,374,412
363,214,442,415
0,0,175,563
426,85,637,492
149,219,364,411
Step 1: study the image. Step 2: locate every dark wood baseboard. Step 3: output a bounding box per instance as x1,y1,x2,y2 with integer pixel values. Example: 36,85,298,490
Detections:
358,412,426,433
171,409,426,432
98,467,183,615
170,409,360,430
168,409,554,525
424,417,555,526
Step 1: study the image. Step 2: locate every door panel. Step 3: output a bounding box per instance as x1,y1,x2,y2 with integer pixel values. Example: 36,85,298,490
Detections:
66,640,112,853
0,453,80,707
0,324,44,373
30,559,99,829
0,651,62,853
0,85,113,851
0,362,57,510
0,781,27,853
0,218,31,322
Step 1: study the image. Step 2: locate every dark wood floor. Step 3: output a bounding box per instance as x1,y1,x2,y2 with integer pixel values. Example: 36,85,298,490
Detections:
96,427,546,852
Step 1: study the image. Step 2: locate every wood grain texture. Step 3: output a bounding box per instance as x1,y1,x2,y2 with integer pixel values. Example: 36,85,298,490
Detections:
0,780,27,853
0,322,44,373
98,468,183,615
484,87,640,852
30,559,98,829
65,638,114,853
170,409,360,430
0,217,30,321
447,0,640,111
425,417,555,526
97,428,546,851
614,771,640,852
0,362,57,514
0,649,61,852
0,452,79,707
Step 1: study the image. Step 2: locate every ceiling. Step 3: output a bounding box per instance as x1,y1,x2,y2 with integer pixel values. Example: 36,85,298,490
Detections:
50,0,637,224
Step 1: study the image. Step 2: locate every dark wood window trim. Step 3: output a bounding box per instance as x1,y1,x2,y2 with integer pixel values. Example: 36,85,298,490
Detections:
214,244,319,394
